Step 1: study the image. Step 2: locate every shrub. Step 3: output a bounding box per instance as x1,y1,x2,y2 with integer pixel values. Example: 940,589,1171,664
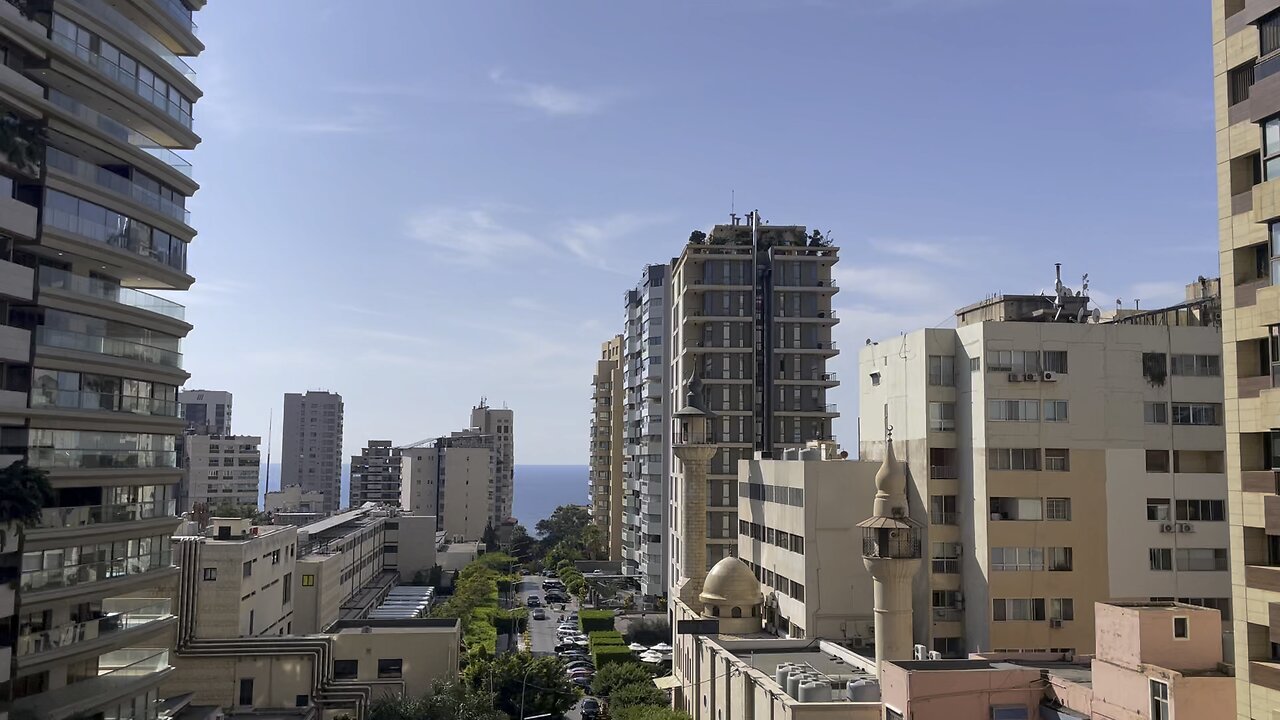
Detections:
592,645,635,668
610,682,667,708
579,610,615,633
591,661,653,697
588,630,625,646
625,617,672,646
613,706,693,720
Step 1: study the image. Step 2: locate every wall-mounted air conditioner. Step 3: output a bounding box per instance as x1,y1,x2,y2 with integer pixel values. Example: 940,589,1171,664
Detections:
1042,371,1057,382
1049,619,1063,629
1159,523,1176,533
1008,373,1022,382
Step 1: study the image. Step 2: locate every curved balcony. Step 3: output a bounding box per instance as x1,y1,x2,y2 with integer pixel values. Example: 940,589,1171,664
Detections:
47,90,192,181
47,148,191,227
27,447,177,470
39,267,186,322
31,499,175,530
36,327,182,369
16,598,172,658
49,30,193,132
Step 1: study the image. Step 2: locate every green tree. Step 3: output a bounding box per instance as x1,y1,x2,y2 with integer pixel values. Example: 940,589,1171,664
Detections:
612,706,692,720
535,504,592,544
0,461,53,527
0,112,43,174
462,652,578,718
481,522,497,552
209,501,257,519
592,662,652,698
624,617,672,646
688,230,707,245
366,680,504,720
610,682,667,708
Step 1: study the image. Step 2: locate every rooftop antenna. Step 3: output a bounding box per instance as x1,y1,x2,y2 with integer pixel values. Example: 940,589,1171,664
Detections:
264,409,273,497
731,189,735,216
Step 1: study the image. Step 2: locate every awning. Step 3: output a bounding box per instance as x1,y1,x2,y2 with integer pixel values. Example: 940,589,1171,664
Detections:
653,676,681,690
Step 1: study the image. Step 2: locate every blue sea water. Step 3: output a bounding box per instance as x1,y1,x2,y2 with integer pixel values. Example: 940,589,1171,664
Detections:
260,462,586,527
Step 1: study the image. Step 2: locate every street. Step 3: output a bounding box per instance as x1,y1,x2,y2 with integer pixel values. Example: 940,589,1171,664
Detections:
516,574,588,719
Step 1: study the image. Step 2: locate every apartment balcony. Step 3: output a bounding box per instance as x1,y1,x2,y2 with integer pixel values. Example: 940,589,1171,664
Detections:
39,210,191,291
775,404,838,416
930,465,959,480
1240,374,1275,399
16,598,173,667
1243,469,1280,493
773,281,839,294
686,341,751,353
36,326,183,372
689,279,751,290
46,148,192,229
1246,565,1280,593
29,499,176,536
21,548,174,599
774,310,838,324
0,195,37,240
780,340,838,355
10,648,172,720
1235,278,1270,308
930,512,959,526
684,309,752,324
775,371,838,386
0,324,31,364
1251,661,1280,692
0,57,42,113
932,608,963,623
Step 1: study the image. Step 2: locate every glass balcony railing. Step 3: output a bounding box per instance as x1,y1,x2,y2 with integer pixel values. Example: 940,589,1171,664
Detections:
27,446,178,470
66,0,196,78
96,647,171,677
16,599,172,656
46,148,191,226
47,91,192,178
50,32,192,130
21,549,172,591
153,0,197,35
34,388,179,418
37,326,182,368
38,267,186,320
42,204,188,275
31,499,175,530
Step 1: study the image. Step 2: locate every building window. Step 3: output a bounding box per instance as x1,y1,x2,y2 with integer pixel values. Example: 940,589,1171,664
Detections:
887,709,904,720
987,350,1040,374
1144,402,1168,424
1146,498,1171,521
1050,598,1074,621
1150,548,1173,571
295,695,309,708
930,495,958,525
928,402,955,431
991,547,1043,572
992,708,1030,720
1042,401,1068,423
377,659,403,678
1045,498,1071,520
1175,548,1228,571
932,636,963,658
1170,354,1221,377
928,356,955,386
1176,499,1226,522
242,561,252,578
988,448,1040,470
1150,679,1170,720
931,543,960,574
1047,547,1073,571
1044,448,1069,471
992,598,1046,622
302,574,315,587
283,573,292,604
969,357,981,372
1042,350,1068,374
1145,450,1170,473
1177,597,1231,621
1171,403,1221,426
1142,352,1168,383
238,678,254,706
333,660,357,680
271,549,281,565
1173,616,1190,640
988,399,1039,422
202,567,217,581
990,497,1042,521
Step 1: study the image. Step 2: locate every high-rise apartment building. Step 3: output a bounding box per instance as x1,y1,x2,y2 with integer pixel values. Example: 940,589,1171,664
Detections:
859,280,1227,658
349,440,402,507
179,388,231,434
400,438,493,542
1213,4,1280,715
621,265,671,602
0,2,205,718
668,214,839,585
282,391,344,515
466,400,513,525
589,335,623,560
182,434,261,511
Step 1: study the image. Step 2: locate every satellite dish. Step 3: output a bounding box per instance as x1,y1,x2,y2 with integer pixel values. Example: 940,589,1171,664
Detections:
1091,308,1101,323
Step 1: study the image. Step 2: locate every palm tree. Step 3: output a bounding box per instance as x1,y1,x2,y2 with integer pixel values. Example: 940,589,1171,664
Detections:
0,112,45,175
0,460,53,527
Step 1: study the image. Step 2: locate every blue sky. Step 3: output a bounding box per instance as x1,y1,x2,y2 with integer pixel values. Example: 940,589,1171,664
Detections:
178,0,1216,466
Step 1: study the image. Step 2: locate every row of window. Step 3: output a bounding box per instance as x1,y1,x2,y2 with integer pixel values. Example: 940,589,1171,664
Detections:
988,448,1071,471
742,559,805,602
990,496,1072,521
738,481,804,507
1145,498,1226,522
31,367,178,417
1149,547,1228,572
992,597,1075,622
45,188,188,274
987,399,1069,422
738,520,805,554
928,351,1220,387
990,546,1074,572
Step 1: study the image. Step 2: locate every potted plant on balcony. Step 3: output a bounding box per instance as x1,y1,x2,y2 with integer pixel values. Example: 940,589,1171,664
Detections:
0,460,53,528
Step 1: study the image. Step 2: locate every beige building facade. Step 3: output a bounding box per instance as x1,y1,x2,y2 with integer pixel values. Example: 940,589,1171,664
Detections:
1211,3,1280,717
349,440,402,507
737,443,877,643
182,433,261,512
590,334,624,560
400,443,492,542
860,287,1228,658
669,214,840,586
467,401,515,525
265,484,326,515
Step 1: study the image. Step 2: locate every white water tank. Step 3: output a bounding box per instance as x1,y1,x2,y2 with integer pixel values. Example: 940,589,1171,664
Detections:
846,679,881,702
786,671,804,698
798,681,830,702
774,663,793,687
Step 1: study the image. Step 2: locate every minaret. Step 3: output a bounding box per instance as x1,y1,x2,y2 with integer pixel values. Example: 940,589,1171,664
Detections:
857,428,922,677
672,374,717,609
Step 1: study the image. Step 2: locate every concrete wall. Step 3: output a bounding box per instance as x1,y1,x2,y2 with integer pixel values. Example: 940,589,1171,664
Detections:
880,663,1041,720
190,526,297,638
165,653,316,711
331,627,459,699
282,391,344,514
387,515,435,579
440,447,492,541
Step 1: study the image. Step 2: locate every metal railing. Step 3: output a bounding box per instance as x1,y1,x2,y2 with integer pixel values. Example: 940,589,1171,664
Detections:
32,499,175,529
16,599,171,655
930,465,959,479
932,608,962,622
152,0,197,35
21,549,172,591
37,326,182,368
38,266,185,320
862,532,921,560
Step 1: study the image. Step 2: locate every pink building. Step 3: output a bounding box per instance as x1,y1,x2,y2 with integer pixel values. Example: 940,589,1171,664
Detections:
881,602,1233,720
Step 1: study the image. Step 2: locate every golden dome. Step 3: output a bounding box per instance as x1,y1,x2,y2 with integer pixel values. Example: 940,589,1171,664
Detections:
700,556,762,608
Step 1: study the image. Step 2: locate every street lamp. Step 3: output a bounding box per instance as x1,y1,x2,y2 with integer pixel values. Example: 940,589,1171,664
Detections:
518,664,537,720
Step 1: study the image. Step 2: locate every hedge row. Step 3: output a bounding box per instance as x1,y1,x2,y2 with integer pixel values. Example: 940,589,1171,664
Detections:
592,645,636,668
589,630,625,647
579,609,615,633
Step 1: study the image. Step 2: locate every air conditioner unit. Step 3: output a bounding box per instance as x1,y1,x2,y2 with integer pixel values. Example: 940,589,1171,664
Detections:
1008,373,1022,382
914,644,928,660
951,543,964,556
1179,523,1194,533
1024,373,1038,381
1049,619,1064,629
1041,371,1057,382
928,651,942,660
1159,523,1176,533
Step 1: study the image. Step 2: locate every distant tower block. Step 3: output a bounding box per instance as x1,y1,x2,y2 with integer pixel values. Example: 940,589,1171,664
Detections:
857,428,923,677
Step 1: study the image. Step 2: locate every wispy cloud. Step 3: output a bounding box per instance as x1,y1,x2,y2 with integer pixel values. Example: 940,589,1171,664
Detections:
489,69,609,116
559,213,668,272
405,205,545,265
868,237,989,266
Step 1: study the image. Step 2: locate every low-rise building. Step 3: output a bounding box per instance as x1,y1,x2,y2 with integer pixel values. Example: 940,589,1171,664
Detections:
880,601,1233,719
265,484,326,515
184,518,297,637
738,442,877,643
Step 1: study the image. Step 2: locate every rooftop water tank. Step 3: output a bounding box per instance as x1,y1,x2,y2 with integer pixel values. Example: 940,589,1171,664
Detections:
798,681,830,702
846,679,881,702
775,663,793,687
786,671,804,698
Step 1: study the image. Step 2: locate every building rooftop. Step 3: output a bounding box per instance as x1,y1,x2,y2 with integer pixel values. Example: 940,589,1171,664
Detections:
330,618,459,634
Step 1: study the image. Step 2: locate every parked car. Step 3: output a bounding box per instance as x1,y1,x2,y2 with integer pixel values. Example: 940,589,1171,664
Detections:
581,698,601,720
525,596,542,607
565,661,595,670
531,608,546,620
571,676,592,689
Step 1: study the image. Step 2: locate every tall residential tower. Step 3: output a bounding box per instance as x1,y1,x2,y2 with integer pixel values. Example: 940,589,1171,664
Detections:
1212,4,1280,716
349,440,402,506
589,335,623,560
0,1,206,718
282,390,344,515
179,388,230,434
668,214,839,584
621,264,671,602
